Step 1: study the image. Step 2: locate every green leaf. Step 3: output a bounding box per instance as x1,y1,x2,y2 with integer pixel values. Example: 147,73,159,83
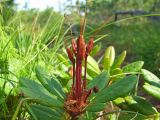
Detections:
87,56,101,77
25,102,38,120
103,46,115,70
30,105,64,120
111,68,123,76
102,57,110,71
91,75,137,103
143,83,160,100
20,78,63,107
90,44,101,57
57,54,69,66
108,113,117,120
112,50,126,69
113,97,129,110
53,69,70,80
87,71,109,90
0,59,9,74
86,103,106,112
35,66,66,101
50,78,66,99
118,113,145,120
125,96,158,115
110,68,124,81
20,77,39,88
122,61,144,72
141,69,160,86
78,112,97,120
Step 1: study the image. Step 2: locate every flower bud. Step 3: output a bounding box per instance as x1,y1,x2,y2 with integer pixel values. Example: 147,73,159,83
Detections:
66,47,75,63
71,38,77,55
86,37,94,55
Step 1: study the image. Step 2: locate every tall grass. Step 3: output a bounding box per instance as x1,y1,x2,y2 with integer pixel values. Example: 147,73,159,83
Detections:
0,7,69,119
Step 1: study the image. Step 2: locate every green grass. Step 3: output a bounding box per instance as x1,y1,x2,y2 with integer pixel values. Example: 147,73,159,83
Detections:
0,8,70,119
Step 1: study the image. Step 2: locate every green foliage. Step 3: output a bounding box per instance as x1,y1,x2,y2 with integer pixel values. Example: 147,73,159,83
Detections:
19,65,139,119
132,22,160,77
0,6,66,94
0,59,9,74
86,103,106,112
86,56,101,77
90,43,102,57
101,22,160,78
86,75,137,113
13,44,159,120
0,4,68,119
111,50,126,69
143,83,160,100
141,69,160,84
11,43,158,120
18,44,158,119
20,77,63,107
35,66,66,100
0,0,15,25
141,69,160,101
114,95,159,119
89,75,137,104
18,67,68,119
103,46,115,71
125,96,158,115
29,105,65,120
122,61,144,72
87,71,109,90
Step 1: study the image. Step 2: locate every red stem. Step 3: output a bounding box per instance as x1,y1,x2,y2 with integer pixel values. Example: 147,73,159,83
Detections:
75,59,79,100
72,63,75,91
83,55,88,89
75,58,83,101
79,62,82,99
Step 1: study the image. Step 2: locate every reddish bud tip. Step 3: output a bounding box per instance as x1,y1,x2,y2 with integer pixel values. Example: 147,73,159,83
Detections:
66,47,75,63
86,38,94,55
71,38,77,55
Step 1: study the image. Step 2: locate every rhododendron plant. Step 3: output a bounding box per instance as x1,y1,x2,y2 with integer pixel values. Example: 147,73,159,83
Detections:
65,33,95,119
